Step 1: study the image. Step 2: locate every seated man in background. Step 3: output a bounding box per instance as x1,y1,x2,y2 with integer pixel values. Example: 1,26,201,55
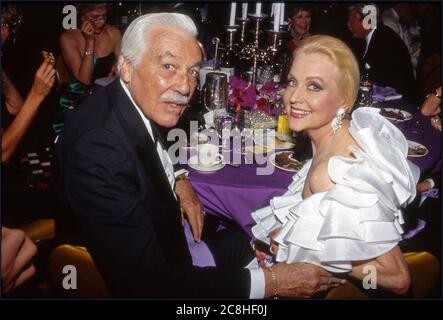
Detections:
347,3,417,102
382,3,421,75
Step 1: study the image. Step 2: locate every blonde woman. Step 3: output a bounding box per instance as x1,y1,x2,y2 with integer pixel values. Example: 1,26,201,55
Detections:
253,35,419,294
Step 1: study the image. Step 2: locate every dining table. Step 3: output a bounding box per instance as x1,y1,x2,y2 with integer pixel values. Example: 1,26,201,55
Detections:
188,97,442,237
95,79,441,266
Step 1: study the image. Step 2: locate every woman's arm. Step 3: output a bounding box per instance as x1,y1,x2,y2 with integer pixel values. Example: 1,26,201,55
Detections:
2,71,24,115
107,26,121,77
350,246,410,295
110,26,121,58
2,60,55,163
59,21,96,85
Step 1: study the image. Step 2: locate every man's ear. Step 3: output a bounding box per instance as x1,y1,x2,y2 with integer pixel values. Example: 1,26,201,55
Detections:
119,57,133,83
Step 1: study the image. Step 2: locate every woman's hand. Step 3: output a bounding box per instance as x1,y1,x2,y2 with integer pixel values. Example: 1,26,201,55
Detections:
80,20,95,44
29,60,55,100
421,86,441,117
417,180,433,193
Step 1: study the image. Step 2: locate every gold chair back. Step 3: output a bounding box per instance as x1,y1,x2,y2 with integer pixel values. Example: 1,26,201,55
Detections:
48,244,111,298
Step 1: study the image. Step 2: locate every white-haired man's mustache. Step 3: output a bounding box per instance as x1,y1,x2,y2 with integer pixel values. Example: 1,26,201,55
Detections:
160,93,189,105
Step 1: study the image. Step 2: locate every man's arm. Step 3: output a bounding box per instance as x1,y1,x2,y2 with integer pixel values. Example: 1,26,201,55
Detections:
175,176,205,243
63,129,251,298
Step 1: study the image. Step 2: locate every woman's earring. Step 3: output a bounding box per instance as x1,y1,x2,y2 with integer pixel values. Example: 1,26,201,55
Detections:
331,108,348,134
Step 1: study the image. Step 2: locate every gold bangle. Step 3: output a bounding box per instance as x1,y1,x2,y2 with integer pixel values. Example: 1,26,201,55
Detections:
268,266,279,299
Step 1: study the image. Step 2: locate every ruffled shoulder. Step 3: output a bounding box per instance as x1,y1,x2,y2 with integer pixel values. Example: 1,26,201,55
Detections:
251,108,420,272
347,108,420,207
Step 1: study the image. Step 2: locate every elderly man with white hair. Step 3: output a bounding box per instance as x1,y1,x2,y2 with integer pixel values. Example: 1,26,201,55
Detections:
54,12,345,298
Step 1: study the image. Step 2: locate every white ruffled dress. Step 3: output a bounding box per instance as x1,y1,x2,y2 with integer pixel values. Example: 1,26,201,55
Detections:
252,108,420,273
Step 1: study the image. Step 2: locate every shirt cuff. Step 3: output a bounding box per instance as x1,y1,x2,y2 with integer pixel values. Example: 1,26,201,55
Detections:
174,169,189,178
246,259,265,299
424,178,435,189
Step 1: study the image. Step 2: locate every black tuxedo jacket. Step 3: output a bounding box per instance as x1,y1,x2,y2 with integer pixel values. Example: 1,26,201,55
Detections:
363,25,417,102
55,79,251,298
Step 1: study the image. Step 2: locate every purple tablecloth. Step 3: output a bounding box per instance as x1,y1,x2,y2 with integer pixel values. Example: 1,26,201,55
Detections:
190,158,292,235
189,98,441,235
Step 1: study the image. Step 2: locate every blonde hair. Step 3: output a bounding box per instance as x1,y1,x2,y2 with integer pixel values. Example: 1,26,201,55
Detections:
293,35,360,108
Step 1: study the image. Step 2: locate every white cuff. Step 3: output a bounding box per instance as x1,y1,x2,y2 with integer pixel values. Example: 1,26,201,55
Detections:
424,178,435,189
246,259,265,299
174,169,189,178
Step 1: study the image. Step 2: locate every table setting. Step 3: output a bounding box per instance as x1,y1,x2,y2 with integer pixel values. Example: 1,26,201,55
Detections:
187,87,441,236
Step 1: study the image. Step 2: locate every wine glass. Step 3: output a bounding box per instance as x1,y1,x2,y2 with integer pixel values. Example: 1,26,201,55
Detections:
214,114,234,149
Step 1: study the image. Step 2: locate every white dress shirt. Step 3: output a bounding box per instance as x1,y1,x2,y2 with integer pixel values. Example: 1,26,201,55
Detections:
364,26,376,58
119,79,265,298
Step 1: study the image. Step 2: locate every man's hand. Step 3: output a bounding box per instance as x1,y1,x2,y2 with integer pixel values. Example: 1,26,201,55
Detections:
175,179,205,242
1,227,37,294
264,263,346,298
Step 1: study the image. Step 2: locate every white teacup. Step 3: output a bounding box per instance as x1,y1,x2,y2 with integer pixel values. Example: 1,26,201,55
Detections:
198,144,223,168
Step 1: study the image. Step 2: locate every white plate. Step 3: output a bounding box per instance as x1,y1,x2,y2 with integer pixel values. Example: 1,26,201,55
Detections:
188,155,225,172
379,108,412,122
269,151,305,172
254,131,295,150
407,140,429,157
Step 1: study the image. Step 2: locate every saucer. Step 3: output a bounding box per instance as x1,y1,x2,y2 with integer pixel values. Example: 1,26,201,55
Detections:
254,131,295,150
379,108,412,122
188,155,225,172
269,151,305,172
407,140,429,157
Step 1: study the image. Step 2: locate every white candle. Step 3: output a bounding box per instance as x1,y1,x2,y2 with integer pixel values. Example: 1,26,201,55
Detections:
241,2,248,19
255,2,262,16
273,3,280,32
229,2,237,26
280,2,285,25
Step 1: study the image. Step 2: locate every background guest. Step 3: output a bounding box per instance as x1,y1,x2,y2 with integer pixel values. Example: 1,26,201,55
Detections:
54,2,121,134
382,3,421,76
2,4,56,227
421,86,441,131
1,227,37,294
286,3,312,53
347,3,417,103
402,87,441,261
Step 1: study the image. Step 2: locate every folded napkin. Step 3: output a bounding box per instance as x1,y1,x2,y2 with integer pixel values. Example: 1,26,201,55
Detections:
372,85,402,102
